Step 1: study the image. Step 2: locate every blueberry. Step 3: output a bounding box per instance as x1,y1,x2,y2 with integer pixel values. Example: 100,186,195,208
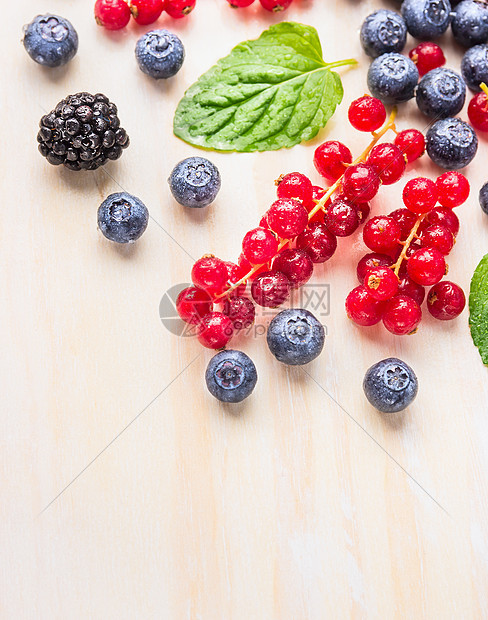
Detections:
169,157,221,208
401,0,452,40
479,182,488,214
363,358,418,413
367,53,419,104
135,30,184,79
266,309,325,366
98,192,149,243
451,0,488,48
426,117,478,169
205,350,257,403
360,10,407,58
22,14,78,68
416,68,466,119
461,44,488,90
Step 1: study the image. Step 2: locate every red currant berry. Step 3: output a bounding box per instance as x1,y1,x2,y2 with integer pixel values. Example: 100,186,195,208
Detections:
363,216,401,253
197,312,234,349
242,227,278,264
259,214,270,229
324,198,359,237
164,0,196,18
266,198,308,239
314,141,353,182
435,172,470,208
237,253,268,281
367,143,406,185
427,281,465,320
394,129,426,163
251,270,290,307
191,256,228,296
355,202,371,224
420,225,454,255
272,248,313,289
402,177,438,214
407,247,446,286
398,276,426,306
226,0,255,6
345,286,386,326
348,95,386,132
222,296,255,329
389,208,418,241
357,253,393,282
259,0,293,11
130,0,164,24
342,163,380,203
224,261,247,297
95,0,131,29
424,207,460,237
364,266,399,301
307,186,327,223
468,91,488,132
276,172,313,207
409,42,446,76
176,286,213,324
296,223,337,263
382,295,422,335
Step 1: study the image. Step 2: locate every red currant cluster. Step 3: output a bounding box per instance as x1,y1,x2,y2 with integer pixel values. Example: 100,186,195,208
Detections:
346,171,468,335
226,0,293,11
94,0,195,30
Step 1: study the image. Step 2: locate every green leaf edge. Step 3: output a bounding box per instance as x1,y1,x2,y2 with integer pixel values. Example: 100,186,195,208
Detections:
469,253,488,365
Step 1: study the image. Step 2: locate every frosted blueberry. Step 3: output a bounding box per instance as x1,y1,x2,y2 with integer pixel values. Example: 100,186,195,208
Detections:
266,309,325,366
416,68,466,119
401,0,452,40
98,192,149,243
23,14,78,67
205,350,258,403
169,157,221,208
461,44,488,91
451,0,488,48
367,53,419,104
135,30,184,79
360,10,408,58
426,117,478,170
479,182,488,215
363,357,418,413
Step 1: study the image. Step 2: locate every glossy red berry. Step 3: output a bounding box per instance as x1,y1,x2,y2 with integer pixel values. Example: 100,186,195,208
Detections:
409,42,446,76
420,225,454,255
468,92,488,131
324,198,360,237
355,202,370,224
259,0,293,11
272,249,313,289
251,270,290,307
95,0,131,29
176,286,213,324
424,207,460,237
389,208,418,241
296,223,337,263
357,253,393,282
435,172,470,208
164,0,196,18
130,0,164,24
382,295,422,335
363,216,401,253
394,129,426,163
197,312,234,349
348,95,386,132
364,266,399,300
242,227,278,264
237,253,268,281
276,172,313,207
427,281,465,320
191,256,228,296
398,276,426,306
345,286,386,326
407,247,446,286
342,163,380,203
267,198,308,238
367,143,406,185
224,261,247,297
222,296,255,329
307,186,327,223
226,0,255,6
314,141,353,182
402,177,438,214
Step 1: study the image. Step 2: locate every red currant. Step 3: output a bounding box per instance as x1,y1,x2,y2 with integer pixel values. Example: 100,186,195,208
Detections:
164,0,196,18
224,261,247,297
348,95,386,132
468,91,488,132
409,42,446,76
398,276,426,306
427,281,465,320
394,129,425,163
267,198,308,238
307,186,327,223
389,208,418,241
367,143,406,185
237,253,268,281
364,266,399,300
357,253,393,282
242,227,278,264
226,0,255,6
324,198,359,237
424,207,460,237
382,295,422,335
222,296,255,329
176,286,213,324
259,0,293,11
402,177,438,214
94,0,131,29
197,312,234,349
435,172,470,208
342,163,380,203
420,225,454,255
130,0,164,24
276,172,313,207
355,202,370,224
296,223,337,263
272,248,313,289
345,286,386,326
407,247,446,286
251,270,290,307
363,216,401,253
191,256,228,296
314,141,352,182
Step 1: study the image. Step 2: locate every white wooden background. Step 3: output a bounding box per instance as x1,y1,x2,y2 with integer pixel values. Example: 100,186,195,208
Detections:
3,0,488,617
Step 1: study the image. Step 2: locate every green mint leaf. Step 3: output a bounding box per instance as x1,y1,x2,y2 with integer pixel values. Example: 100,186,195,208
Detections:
469,253,488,364
173,22,356,153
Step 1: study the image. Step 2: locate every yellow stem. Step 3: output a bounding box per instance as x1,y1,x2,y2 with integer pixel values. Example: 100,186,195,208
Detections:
480,82,488,98
392,213,427,277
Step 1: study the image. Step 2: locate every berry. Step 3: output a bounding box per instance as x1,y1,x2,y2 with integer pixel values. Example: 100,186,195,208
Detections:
296,223,337,263
23,14,78,67
314,141,353,182
402,177,438,214
130,0,164,24
98,192,149,243
367,53,419,105
266,309,325,365
436,172,470,208
357,253,393,282
416,69,466,120
237,253,268,280
242,227,278,265
390,208,418,241
367,143,406,185
348,96,387,133
276,172,313,206
307,186,327,223
222,296,255,330
409,42,446,76
356,201,371,224
427,281,466,319
461,45,488,91
272,249,313,289
398,276,426,305
223,261,247,297
425,206,460,236
226,0,255,6
324,198,359,237
135,30,185,79
480,182,488,215
468,90,488,131
363,216,401,253
451,0,488,48
168,157,220,207
251,271,290,307
420,224,454,254
345,286,386,326
407,247,446,285
401,0,452,40
94,0,131,29
364,267,399,300
426,118,478,170
363,358,418,413
360,10,407,59
382,295,422,335
176,286,213,324
164,0,196,18
394,129,426,163
267,198,308,238
197,312,234,349
259,0,293,11
342,163,380,203
205,350,257,403
37,93,129,171
191,256,228,295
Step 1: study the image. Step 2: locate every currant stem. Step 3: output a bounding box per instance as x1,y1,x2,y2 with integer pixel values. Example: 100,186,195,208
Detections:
391,213,427,277
480,82,488,98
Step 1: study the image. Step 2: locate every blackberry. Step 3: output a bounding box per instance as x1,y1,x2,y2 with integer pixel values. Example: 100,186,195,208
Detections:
37,92,129,171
